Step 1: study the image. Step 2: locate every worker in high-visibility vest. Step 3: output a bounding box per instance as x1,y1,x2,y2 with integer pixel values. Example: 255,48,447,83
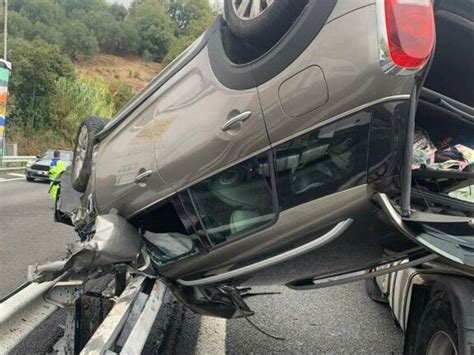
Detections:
49,150,66,200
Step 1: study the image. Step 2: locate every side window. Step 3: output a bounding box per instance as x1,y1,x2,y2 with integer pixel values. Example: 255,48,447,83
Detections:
275,111,371,210
188,152,276,246
133,198,202,268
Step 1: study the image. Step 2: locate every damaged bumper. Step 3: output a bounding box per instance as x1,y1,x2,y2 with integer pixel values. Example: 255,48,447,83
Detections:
29,214,143,282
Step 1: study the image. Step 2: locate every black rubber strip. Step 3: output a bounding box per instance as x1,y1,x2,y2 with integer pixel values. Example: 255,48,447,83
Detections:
413,168,472,180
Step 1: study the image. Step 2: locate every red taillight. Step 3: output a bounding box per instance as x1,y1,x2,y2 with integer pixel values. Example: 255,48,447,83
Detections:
384,0,435,70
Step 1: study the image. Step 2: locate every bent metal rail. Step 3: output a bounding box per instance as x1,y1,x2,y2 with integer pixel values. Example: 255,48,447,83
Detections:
0,156,35,172
0,274,167,353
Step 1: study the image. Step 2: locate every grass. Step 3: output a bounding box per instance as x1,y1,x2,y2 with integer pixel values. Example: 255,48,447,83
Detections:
6,130,71,156
9,54,162,156
75,53,162,92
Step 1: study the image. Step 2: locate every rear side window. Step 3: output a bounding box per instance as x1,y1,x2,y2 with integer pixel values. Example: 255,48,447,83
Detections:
275,111,371,210
188,152,277,246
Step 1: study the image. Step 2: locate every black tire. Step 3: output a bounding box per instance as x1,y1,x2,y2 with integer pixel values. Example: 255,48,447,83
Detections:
26,176,35,182
71,117,106,192
410,291,459,355
224,0,308,48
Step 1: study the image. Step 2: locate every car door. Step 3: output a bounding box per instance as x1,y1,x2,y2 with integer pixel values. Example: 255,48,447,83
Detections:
95,36,270,218
93,35,210,217
151,46,271,194
94,106,175,218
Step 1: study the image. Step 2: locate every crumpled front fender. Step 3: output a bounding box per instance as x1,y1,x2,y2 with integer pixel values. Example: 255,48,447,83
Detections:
28,214,143,282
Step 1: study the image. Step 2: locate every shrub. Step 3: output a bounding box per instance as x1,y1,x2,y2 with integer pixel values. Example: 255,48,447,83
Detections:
53,76,114,146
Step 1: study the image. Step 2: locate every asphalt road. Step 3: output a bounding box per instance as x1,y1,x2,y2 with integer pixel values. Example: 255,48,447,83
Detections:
0,174,404,353
224,283,403,353
162,282,404,354
0,176,76,298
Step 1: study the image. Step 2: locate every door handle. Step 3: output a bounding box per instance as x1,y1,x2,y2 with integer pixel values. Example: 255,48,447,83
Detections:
135,170,153,184
221,111,252,132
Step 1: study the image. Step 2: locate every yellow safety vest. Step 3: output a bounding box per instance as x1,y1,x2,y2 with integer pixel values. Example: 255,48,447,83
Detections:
49,160,66,200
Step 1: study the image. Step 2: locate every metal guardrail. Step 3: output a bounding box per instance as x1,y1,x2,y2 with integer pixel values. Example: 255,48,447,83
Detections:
0,156,35,172
2,155,35,162
0,167,26,172
0,274,81,353
0,275,168,354
80,277,168,355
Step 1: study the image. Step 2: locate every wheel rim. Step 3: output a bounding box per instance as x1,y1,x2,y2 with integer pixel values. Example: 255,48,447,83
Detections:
232,0,274,20
73,126,88,180
426,331,457,355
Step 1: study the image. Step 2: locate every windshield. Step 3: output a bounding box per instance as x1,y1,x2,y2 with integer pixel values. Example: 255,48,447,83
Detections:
42,150,73,161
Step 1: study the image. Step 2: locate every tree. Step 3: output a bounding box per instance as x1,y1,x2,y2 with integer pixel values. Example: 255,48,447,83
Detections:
166,0,213,37
162,35,189,65
19,0,66,25
127,0,175,61
109,3,128,22
0,12,33,39
8,39,75,131
162,0,213,65
8,0,29,12
85,11,124,53
29,22,65,48
67,9,89,24
61,21,98,59
58,0,108,16
120,21,141,54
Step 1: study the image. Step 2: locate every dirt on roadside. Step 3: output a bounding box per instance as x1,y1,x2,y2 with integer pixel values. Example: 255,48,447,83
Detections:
75,54,163,93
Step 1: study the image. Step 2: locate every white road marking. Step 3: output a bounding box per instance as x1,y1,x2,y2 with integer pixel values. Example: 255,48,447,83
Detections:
0,177,25,182
195,316,227,355
9,173,25,177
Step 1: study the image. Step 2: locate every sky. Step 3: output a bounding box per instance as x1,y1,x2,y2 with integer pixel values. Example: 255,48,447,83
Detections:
107,0,133,6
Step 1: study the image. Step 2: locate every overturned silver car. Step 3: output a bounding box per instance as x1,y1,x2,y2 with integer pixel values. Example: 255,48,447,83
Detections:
4,0,473,352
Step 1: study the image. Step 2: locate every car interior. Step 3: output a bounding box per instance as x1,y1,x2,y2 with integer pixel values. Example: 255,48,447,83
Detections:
411,96,474,217
273,111,370,210
407,0,474,218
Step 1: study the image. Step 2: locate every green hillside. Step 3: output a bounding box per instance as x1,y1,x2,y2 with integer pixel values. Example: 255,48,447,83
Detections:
1,0,213,155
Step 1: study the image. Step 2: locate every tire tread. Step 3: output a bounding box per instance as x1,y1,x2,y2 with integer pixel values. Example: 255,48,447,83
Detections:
71,117,106,192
